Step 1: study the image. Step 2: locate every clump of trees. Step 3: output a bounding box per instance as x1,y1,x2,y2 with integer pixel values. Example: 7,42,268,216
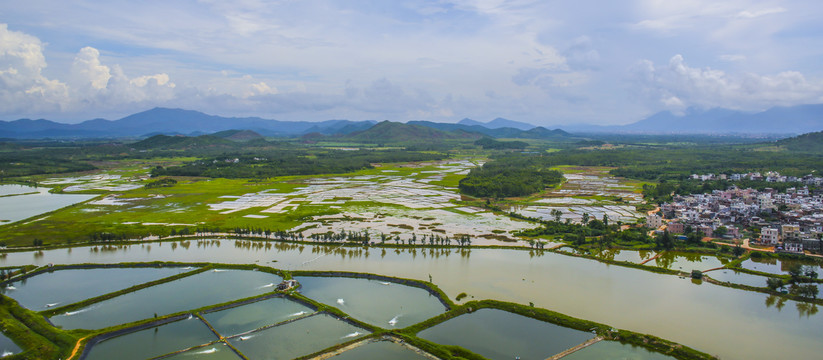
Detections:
459,155,563,198
144,178,177,189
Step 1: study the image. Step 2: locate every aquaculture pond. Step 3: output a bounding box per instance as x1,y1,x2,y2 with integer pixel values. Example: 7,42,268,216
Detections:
703,269,772,288
561,340,677,360
50,269,281,329
0,332,20,357
163,342,242,360
417,308,594,359
294,276,447,328
329,340,430,360
228,313,368,360
2,241,822,359
1,267,191,310
84,317,218,360
161,342,242,360
648,251,728,272
0,185,95,225
741,256,823,275
202,296,314,337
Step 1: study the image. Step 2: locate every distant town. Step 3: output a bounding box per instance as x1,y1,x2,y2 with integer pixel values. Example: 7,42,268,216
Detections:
649,172,823,254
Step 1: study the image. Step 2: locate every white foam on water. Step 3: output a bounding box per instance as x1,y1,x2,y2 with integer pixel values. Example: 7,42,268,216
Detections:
287,311,307,317
341,331,361,339
336,298,345,306
379,282,391,285
388,314,401,326
239,335,254,341
192,347,217,354
64,306,94,316
1,350,14,357
4,286,15,291
45,303,59,308
256,283,274,290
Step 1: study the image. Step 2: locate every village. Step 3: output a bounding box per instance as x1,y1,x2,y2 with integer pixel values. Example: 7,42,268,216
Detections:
648,172,823,254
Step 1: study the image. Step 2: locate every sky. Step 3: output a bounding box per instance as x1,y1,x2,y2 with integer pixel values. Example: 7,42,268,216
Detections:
1,0,822,125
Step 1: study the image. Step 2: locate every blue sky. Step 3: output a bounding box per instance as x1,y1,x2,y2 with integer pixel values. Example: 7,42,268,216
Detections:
1,0,821,125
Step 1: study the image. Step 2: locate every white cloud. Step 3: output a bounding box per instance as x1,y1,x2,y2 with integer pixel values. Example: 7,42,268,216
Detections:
0,24,69,114
634,54,823,111
737,7,786,19
719,54,746,62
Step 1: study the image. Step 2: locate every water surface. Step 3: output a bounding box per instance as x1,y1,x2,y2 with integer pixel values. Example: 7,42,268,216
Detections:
229,313,368,360
295,276,446,328
1,267,189,310
2,241,821,359
418,308,594,359
562,340,676,360
0,332,20,357
50,270,281,329
84,317,217,360
203,297,313,337
329,340,429,360
0,186,95,224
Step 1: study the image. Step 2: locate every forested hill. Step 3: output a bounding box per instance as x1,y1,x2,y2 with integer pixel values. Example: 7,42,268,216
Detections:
131,134,236,150
342,121,481,143
776,131,823,153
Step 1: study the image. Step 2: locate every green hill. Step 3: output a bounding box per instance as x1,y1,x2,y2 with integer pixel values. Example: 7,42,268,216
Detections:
343,121,481,143
212,129,265,142
776,131,823,153
131,134,235,150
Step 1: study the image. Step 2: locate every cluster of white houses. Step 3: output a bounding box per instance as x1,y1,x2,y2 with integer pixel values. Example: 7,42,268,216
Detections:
647,181,823,254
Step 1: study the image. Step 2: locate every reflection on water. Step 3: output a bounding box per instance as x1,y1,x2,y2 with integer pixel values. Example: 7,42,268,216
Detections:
1,239,821,359
650,251,729,271
742,256,823,275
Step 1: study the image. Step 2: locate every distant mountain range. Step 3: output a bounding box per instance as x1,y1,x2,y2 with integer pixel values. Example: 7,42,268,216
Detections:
0,108,378,139
1,103,820,139
566,104,823,134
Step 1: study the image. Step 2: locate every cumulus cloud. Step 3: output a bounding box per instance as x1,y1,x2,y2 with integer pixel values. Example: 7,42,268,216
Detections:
633,54,823,111
0,24,69,114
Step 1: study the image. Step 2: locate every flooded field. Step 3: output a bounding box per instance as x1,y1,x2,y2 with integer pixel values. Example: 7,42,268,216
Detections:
0,185,95,225
50,269,281,329
1,267,189,310
418,308,594,359
229,313,368,360
295,276,447,328
510,168,644,224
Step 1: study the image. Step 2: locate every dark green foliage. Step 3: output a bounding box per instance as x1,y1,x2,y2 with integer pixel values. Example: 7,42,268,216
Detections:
474,137,528,150
459,155,563,197
151,150,446,179
776,131,823,153
143,177,177,189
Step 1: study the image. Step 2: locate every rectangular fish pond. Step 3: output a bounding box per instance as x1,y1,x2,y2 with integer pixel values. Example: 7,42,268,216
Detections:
83,316,221,360
228,313,369,360
50,269,281,329
417,308,594,359
324,339,430,360
294,276,447,328
1,267,193,310
0,332,21,358
561,340,677,360
202,296,314,337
